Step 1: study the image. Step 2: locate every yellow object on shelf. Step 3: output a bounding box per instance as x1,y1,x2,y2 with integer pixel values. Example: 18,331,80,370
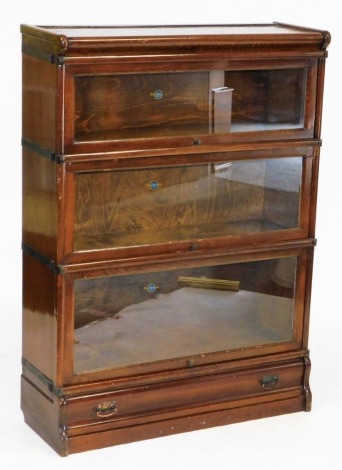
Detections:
178,276,240,292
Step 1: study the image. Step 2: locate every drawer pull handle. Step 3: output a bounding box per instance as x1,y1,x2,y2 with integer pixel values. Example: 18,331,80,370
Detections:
94,401,117,418
259,375,279,390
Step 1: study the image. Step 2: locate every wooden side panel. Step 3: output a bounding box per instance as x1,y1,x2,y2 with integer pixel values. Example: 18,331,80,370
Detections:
22,253,56,380
21,376,67,456
22,148,57,259
314,58,326,138
308,150,320,238
22,54,57,150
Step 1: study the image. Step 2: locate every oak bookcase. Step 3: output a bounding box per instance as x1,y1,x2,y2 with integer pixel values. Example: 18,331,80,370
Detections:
21,23,330,455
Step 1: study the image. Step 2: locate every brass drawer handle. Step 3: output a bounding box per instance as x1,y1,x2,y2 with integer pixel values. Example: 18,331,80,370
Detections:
259,375,279,390
94,401,117,418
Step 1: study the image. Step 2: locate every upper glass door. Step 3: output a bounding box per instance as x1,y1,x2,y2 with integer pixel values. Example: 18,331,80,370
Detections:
74,69,307,141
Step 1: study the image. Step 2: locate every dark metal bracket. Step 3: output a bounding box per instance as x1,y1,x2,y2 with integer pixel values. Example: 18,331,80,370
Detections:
21,44,63,65
22,138,64,164
22,242,63,275
22,358,63,397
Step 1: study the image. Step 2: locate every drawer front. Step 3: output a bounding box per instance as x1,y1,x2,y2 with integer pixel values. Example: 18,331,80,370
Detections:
66,360,304,426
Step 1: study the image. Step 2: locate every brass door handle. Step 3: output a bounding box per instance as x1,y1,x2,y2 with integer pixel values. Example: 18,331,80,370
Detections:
259,375,279,390
94,401,117,418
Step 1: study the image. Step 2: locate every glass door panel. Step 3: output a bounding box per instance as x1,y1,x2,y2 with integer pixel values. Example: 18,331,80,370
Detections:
74,157,303,252
73,256,297,374
227,69,307,132
74,68,307,142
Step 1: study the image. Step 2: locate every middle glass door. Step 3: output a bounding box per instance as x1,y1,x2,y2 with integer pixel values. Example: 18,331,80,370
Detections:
68,153,309,258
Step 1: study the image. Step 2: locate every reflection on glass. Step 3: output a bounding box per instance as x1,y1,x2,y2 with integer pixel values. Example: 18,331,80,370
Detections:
73,257,297,374
74,69,307,141
74,157,302,252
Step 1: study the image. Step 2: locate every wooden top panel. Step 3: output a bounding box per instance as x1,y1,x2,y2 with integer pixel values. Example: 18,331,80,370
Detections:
28,24,311,37
21,23,331,58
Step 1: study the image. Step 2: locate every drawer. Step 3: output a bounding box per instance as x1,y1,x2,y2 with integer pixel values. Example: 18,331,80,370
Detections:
65,360,304,426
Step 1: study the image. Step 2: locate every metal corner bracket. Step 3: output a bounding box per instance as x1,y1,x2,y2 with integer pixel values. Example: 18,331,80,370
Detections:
21,44,63,65
22,358,63,397
22,138,64,164
22,242,63,275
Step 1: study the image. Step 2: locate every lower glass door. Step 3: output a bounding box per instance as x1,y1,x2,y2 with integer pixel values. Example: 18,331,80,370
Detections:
73,255,299,374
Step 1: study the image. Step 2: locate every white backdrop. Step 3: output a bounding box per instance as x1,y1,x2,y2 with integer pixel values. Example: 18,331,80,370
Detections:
1,1,341,468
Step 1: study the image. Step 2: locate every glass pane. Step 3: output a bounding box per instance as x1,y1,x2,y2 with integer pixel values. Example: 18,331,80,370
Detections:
74,157,302,252
74,69,307,141
228,69,307,132
73,256,297,374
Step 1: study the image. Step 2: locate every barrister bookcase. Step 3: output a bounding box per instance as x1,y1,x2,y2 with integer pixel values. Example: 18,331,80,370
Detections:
21,23,330,455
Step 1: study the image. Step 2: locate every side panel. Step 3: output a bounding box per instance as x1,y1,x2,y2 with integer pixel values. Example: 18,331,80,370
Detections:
22,54,57,150
22,253,56,380
21,377,67,456
22,148,57,259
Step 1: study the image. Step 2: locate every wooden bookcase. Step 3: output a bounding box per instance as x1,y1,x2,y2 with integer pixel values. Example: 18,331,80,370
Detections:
21,23,330,456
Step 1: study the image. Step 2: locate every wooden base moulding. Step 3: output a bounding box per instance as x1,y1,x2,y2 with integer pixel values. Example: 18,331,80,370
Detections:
21,354,311,456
